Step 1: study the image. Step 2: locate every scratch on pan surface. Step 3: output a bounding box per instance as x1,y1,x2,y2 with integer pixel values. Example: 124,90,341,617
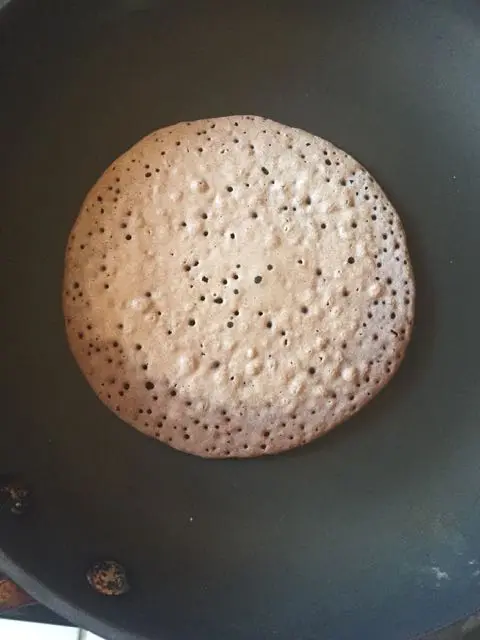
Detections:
430,566,450,582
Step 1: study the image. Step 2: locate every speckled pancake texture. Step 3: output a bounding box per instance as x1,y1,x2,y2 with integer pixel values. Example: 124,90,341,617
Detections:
63,116,415,458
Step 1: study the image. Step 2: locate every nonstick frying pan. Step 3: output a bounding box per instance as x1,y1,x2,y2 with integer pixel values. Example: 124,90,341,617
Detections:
1,1,479,639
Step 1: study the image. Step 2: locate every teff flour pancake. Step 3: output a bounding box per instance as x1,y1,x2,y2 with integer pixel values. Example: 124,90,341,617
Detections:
63,116,414,458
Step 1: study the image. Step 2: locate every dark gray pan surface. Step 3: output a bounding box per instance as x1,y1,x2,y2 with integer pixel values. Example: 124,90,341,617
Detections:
0,1,479,639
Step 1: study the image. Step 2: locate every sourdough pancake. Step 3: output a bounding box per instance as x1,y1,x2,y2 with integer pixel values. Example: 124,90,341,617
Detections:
63,116,414,458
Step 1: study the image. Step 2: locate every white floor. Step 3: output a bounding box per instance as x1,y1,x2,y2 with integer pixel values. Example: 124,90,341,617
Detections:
0,619,103,640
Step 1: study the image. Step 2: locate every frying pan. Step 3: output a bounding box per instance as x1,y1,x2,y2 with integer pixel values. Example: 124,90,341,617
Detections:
1,1,479,639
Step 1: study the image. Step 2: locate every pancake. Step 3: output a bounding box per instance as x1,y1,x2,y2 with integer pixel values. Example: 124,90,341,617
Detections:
63,115,415,458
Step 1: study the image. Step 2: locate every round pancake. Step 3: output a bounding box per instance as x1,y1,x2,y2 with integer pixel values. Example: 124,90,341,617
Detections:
63,116,415,458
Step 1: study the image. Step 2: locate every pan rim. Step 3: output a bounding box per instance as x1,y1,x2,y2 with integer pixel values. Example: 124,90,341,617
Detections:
0,549,142,640
2,548,480,640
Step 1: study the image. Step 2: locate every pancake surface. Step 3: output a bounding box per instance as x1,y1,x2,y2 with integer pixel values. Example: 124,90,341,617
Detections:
63,116,414,458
